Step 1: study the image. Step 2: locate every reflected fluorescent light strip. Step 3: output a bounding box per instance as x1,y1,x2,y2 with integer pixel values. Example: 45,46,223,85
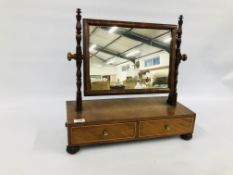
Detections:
108,26,118,33
89,44,96,52
164,37,171,43
106,58,115,64
126,50,140,57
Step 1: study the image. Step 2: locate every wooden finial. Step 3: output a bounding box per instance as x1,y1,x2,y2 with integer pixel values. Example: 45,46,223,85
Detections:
76,8,82,60
177,15,183,53
77,8,81,20
177,15,187,61
178,15,183,26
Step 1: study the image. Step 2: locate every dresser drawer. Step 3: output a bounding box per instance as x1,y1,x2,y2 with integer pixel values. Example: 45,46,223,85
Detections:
70,122,136,145
139,117,194,138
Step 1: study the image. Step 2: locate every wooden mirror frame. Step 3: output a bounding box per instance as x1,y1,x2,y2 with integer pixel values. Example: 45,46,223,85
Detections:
83,19,177,96
67,9,187,112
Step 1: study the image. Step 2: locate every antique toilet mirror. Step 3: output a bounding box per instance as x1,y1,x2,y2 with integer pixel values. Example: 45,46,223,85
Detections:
83,19,177,96
65,9,195,154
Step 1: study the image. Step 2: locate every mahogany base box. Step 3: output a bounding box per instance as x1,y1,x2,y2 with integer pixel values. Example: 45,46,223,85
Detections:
65,97,196,154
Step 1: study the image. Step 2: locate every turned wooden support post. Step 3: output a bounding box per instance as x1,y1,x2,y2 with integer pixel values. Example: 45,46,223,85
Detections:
75,8,83,112
167,15,187,106
67,8,83,112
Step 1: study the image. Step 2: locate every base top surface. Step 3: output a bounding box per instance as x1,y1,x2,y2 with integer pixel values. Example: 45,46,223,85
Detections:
66,97,195,125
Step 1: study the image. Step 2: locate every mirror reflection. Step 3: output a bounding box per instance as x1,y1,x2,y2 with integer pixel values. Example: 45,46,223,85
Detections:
89,25,171,91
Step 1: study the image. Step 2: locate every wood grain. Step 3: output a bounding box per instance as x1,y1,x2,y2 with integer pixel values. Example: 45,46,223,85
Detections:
65,97,196,148
139,117,194,138
66,97,195,125
70,122,136,145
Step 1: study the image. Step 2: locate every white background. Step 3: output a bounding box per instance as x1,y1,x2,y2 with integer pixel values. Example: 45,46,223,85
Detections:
1,0,233,175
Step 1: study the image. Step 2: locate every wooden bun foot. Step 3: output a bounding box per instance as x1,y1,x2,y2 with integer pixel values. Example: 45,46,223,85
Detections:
180,133,192,140
66,145,80,154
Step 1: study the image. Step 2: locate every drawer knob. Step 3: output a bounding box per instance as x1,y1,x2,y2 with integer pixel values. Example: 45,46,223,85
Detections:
164,124,171,131
103,130,109,136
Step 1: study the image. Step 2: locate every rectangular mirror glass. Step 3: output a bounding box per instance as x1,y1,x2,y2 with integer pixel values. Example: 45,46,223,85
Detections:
83,19,176,95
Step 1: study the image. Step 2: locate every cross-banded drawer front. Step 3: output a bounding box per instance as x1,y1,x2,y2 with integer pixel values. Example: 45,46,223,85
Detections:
139,117,194,138
71,122,136,145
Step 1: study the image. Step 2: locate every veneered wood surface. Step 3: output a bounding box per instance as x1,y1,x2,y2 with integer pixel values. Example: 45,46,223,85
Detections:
66,97,196,125
70,122,136,145
139,117,194,138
